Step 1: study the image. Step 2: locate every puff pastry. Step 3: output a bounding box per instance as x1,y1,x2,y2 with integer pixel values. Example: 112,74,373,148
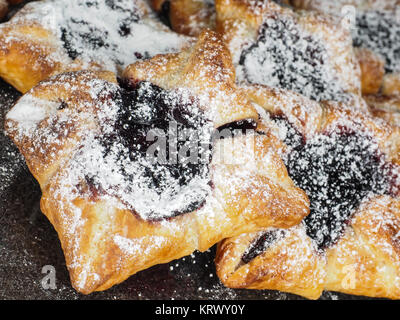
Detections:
216,85,400,299
0,0,191,93
288,0,400,79
354,47,385,95
382,73,400,96
151,0,216,36
364,94,400,127
5,30,309,294
215,0,361,103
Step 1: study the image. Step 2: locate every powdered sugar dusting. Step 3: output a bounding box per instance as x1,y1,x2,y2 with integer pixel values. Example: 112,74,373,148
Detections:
114,234,167,256
2,0,190,75
231,4,358,102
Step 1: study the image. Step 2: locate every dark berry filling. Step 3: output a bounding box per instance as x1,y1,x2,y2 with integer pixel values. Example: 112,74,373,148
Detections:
60,0,140,61
270,114,305,150
286,128,391,250
240,118,394,259
354,10,400,73
241,229,286,264
215,119,257,139
239,14,347,102
88,81,213,220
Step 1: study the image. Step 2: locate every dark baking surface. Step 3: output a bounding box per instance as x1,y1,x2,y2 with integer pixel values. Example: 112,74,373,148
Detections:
0,2,377,301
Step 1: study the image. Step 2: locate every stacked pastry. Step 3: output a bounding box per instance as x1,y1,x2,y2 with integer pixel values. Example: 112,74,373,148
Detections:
1,0,399,298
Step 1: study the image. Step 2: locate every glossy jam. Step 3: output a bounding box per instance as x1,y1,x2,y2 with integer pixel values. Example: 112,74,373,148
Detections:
241,229,286,264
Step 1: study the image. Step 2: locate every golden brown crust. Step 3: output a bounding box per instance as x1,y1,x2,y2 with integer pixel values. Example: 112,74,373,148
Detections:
0,10,96,93
151,0,165,11
217,196,400,300
215,224,326,300
6,32,310,294
242,84,323,140
355,47,385,95
247,85,399,165
382,73,400,96
325,196,400,299
364,94,400,127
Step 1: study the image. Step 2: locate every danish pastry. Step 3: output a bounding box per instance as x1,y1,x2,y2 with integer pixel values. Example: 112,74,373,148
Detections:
215,0,361,103
151,0,216,36
5,31,309,294
288,0,400,80
216,85,400,299
0,0,191,93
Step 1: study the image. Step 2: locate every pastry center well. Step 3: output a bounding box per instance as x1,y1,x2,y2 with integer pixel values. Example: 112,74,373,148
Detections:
238,14,348,102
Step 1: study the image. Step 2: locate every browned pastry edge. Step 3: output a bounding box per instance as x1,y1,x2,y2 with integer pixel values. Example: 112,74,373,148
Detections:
0,0,187,93
215,224,326,300
364,93,400,127
0,17,93,93
216,196,400,299
325,196,400,299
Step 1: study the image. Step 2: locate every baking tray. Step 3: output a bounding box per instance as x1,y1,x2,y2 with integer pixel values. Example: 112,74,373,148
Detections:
0,2,375,301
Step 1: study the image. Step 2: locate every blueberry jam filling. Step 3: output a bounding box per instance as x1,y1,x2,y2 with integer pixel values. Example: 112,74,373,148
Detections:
239,15,347,102
59,0,140,61
353,10,400,73
89,81,214,221
285,129,392,250
241,229,287,264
